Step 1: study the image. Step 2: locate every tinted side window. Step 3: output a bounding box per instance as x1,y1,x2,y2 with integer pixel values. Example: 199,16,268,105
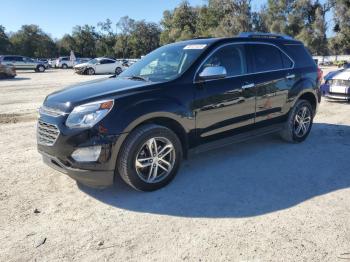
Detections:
100,59,115,64
201,44,247,77
3,56,14,61
62,57,68,61
251,44,284,72
14,56,24,62
283,44,315,67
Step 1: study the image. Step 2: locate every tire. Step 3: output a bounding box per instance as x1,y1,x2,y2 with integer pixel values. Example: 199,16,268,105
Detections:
62,64,68,69
36,65,45,72
115,67,122,75
117,124,183,191
86,68,95,75
280,99,314,143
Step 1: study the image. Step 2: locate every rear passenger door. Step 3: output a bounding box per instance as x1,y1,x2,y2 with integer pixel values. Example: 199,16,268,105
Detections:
247,43,295,125
14,56,27,69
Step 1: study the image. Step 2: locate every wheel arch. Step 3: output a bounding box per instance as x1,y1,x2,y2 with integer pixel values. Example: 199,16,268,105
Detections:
122,114,189,159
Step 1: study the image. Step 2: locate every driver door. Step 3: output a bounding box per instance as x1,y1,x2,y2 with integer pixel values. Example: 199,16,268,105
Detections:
193,43,256,143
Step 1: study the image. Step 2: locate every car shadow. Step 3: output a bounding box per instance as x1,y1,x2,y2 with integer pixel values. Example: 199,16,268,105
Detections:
78,123,350,218
1,77,31,81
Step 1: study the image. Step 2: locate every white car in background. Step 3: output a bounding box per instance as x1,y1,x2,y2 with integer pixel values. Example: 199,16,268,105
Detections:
323,69,350,101
73,57,125,75
56,56,75,69
48,58,57,68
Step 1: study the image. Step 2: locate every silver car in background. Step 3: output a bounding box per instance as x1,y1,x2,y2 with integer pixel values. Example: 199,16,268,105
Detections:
0,55,46,72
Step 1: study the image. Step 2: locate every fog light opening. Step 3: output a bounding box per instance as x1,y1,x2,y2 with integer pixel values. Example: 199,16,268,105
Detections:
71,145,102,162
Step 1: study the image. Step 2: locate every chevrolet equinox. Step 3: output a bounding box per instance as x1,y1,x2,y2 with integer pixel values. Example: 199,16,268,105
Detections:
37,33,322,191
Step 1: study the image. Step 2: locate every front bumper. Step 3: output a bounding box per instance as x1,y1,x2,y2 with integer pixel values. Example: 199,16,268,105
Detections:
325,93,350,101
37,114,128,188
74,67,86,74
41,152,114,188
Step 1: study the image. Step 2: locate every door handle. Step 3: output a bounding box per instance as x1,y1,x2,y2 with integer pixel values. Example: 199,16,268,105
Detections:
242,83,255,89
286,74,295,79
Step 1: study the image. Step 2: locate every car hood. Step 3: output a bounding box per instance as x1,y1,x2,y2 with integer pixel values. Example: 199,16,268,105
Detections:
74,62,90,68
44,77,155,112
329,69,350,81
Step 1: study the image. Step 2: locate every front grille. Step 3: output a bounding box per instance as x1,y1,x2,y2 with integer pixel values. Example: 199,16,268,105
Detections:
37,120,60,146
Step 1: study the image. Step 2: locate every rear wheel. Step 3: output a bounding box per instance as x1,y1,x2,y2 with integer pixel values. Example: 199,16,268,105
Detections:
62,64,68,69
117,124,183,191
280,99,313,143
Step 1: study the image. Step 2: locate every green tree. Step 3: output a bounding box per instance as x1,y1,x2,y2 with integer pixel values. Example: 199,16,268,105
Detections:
115,16,135,58
0,25,11,54
96,19,117,57
9,24,56,57
160,1,198,44
57,34,76,56
129,21,161,58
71,25,99,57
331,0,350,54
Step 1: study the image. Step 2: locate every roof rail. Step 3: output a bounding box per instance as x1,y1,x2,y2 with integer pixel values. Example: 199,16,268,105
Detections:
238,32,294,40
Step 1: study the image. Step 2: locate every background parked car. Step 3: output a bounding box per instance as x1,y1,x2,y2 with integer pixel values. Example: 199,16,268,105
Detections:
0,55,46,72
74,57,125,75
56,56,74,69
37,59,50,69
321,68,350,101
48,58,57,68
0,64,16,79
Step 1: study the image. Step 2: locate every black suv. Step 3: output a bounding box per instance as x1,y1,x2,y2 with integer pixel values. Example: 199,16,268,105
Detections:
37,33,321,191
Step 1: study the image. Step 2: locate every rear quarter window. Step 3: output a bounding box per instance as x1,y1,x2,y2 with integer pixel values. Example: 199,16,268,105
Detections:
283,44,316,68
250,44,292,72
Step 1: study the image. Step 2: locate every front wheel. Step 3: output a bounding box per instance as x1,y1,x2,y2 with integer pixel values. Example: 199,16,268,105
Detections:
86,68,95,75
115,67,122,75
117,124,183,191
36,65,45,72
280,99,313,143
62,64,68,69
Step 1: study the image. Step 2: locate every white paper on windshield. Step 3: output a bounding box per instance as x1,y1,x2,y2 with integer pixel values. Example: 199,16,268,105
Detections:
183,44,207,50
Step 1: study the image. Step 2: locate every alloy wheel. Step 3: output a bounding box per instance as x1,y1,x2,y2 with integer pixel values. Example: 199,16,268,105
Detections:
135,137,176,183
294,106,311,137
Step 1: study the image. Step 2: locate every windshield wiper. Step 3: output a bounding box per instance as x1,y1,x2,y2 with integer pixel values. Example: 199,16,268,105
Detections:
126,75,149,81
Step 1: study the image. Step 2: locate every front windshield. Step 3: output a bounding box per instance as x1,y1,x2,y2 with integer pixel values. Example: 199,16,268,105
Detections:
119,43,208,82
88,59,98,64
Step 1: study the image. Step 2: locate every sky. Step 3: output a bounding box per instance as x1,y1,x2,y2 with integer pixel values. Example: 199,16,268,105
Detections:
0,0,333,39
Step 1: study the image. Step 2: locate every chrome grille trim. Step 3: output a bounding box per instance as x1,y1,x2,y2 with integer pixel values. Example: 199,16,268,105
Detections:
37,120,60,146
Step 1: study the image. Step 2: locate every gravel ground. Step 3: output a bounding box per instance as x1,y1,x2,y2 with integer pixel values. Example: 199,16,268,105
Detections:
0,68,349,261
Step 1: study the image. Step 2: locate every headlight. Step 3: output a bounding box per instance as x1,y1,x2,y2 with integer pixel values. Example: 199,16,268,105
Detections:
66,100,114,128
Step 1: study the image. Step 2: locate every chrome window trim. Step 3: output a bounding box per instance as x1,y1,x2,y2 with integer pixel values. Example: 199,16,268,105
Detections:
39,105,68,117
193,41,295,83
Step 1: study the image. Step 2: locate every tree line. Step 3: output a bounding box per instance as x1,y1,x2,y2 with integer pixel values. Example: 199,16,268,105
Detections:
0,0,349,59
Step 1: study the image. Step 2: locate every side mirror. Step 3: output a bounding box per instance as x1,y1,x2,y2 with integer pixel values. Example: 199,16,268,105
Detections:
198,66,227,81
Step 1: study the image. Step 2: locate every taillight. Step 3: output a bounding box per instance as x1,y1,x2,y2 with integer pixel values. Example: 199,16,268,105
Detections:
317,67,323,83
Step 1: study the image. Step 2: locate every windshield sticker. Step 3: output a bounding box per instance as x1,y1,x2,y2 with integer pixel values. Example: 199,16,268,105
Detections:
183,44,207,50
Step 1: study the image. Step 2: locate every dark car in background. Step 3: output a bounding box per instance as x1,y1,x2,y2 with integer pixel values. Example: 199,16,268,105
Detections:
37,33,321,191
0,64,16,79
0,55,46,72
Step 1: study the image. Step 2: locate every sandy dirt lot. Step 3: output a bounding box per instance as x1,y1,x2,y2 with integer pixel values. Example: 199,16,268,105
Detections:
0,68,349,261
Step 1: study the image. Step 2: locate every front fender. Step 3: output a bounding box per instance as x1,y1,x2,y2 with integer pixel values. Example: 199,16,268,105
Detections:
102,96,194,135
